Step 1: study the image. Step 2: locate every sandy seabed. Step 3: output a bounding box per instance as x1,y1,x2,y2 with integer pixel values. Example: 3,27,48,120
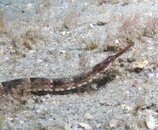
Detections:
0,0,158,130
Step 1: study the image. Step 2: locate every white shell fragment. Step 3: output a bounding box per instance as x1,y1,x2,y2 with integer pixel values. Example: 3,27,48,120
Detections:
145,110,158,130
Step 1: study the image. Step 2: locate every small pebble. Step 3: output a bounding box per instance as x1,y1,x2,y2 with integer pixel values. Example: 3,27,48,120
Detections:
19,120,25,124
115,39,120,44
61,31,66,36
121,104,132,113
26,3,32,10
84,112,94,120
7,117,14,121
78,122,93,130
109,119,119,129
145,110,158,130
36,105,48,115
91,83,97,90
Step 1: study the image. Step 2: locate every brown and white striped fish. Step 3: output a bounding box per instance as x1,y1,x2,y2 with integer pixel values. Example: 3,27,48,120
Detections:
0,42,134,96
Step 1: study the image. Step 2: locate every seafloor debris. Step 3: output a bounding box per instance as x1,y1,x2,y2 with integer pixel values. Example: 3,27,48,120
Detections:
128,59,149,73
